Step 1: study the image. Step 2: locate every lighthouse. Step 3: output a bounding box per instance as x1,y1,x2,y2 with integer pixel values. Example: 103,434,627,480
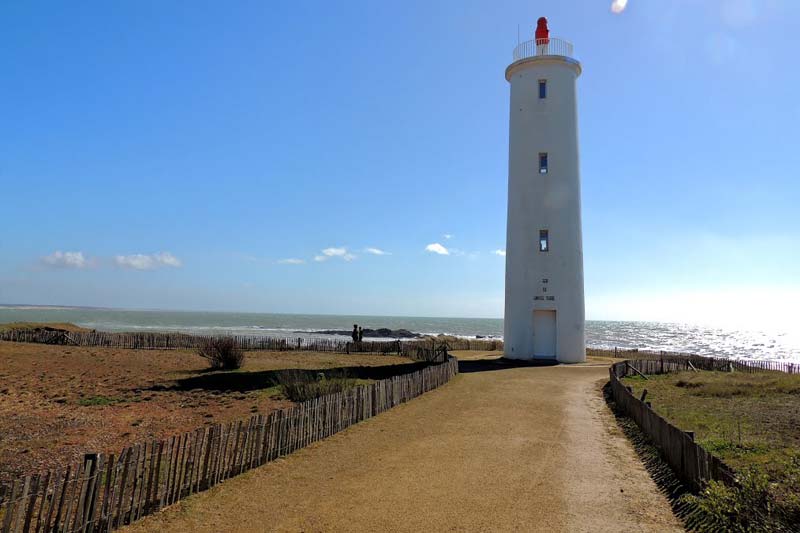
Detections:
503,18,585,363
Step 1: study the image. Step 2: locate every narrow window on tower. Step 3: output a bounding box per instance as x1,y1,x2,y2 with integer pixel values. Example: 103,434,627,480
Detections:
539,153,548,174
538,79,547,99
539,230,549,252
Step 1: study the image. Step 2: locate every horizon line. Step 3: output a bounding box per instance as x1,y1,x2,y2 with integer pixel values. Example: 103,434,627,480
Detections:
0,301,703,326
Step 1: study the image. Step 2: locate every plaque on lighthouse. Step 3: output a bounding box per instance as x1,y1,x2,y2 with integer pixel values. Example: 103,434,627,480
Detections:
503,18,586,363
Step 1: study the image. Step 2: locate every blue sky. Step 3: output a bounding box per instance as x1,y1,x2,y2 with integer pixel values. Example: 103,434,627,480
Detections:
1,0,799,328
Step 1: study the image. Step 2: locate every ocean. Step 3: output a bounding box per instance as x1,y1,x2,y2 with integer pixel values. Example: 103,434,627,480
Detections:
0,306,797,363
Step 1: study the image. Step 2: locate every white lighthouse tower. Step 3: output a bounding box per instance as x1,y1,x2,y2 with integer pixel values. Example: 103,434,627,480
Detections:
503,18,585,363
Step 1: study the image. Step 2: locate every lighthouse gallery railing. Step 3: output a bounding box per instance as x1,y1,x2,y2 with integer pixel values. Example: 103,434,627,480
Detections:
512,37,574,61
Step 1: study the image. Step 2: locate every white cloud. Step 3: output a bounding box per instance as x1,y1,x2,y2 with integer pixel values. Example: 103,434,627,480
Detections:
492,249,506,257
154,252,182,267
425,243,450,256
443,234,453,240
114,252,182,271
322,247,346,257
315,247,356,262
277,258,305,265
364,247,391,256
610,0,627,14
41,251,91,269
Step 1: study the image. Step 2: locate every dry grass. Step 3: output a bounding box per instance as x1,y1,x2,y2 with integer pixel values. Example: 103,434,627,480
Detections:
275,370,363,402
0,341,414,483
196,337,245,370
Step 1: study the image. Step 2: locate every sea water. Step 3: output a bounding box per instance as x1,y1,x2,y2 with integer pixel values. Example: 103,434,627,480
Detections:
0,306,797,363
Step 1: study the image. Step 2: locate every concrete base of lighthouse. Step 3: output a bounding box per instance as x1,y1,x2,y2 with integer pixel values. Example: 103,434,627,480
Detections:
503,303,585,364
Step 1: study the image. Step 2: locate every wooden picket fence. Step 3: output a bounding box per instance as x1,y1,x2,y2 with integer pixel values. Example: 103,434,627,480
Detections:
439,338,504,351
609,359,740,492
0,357,459,533
588,347,799,375
0,329,502,354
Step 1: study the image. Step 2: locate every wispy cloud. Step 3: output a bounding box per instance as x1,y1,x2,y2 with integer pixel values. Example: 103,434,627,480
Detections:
114,252,182,271
41,251,92,269
610,0,628,14
425,243,450,256
492,249,506,257
315,247,356,262
322,247,347,257
277,258,305,265
364,247,390,256
443,234,453,240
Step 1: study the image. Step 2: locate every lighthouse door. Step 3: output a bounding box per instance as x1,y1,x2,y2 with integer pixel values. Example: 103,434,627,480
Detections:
532,310,557,358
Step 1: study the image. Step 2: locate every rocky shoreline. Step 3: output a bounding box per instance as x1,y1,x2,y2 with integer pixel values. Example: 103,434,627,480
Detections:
304,328,502,341
306,328,420,339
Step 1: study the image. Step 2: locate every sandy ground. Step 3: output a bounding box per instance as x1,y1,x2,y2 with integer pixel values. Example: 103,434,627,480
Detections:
0,341,413,482
124,354,683,532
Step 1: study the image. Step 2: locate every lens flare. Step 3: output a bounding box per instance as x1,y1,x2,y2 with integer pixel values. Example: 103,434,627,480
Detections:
611,0,628,14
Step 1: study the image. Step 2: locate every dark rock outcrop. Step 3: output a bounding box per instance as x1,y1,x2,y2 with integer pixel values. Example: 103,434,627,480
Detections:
306,328,420,339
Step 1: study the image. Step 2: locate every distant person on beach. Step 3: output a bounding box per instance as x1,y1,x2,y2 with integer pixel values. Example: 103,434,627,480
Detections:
351,324,359,343
358,327,364,343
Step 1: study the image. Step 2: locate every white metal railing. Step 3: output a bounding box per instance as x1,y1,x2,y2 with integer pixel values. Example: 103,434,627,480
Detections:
512,37,574,61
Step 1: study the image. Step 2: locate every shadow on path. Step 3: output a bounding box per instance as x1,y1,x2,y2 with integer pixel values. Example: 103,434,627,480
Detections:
458,357,558,374
602,382,707,531
150,362,430,393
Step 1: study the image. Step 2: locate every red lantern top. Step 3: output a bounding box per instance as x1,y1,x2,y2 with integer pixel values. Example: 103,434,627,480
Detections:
535,17,550,44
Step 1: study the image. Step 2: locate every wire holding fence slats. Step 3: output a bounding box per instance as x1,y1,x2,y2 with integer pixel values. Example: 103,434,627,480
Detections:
0,356,458,533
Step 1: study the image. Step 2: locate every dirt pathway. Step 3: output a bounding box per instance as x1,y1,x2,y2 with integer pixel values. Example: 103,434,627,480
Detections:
125,357,683,532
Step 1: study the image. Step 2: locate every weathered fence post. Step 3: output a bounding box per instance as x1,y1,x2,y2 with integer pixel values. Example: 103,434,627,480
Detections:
80,453,100,533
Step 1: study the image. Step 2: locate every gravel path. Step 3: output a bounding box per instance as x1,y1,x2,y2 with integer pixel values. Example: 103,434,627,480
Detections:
125,356,683,532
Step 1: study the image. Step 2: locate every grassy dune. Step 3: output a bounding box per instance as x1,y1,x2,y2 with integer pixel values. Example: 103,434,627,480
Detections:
623,370,800,527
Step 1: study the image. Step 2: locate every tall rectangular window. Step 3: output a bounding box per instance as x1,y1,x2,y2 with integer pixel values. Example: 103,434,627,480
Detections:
539,230,549,252
539,153,548,174
538,80,547,99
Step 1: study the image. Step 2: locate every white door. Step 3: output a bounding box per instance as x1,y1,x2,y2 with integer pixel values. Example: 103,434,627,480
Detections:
533,310,557,358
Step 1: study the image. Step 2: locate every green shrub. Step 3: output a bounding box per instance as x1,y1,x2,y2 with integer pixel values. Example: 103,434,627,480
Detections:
683,467,792,532
773,454,800,528
78,395,117,406
277,370,358,402
196,337,244,370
